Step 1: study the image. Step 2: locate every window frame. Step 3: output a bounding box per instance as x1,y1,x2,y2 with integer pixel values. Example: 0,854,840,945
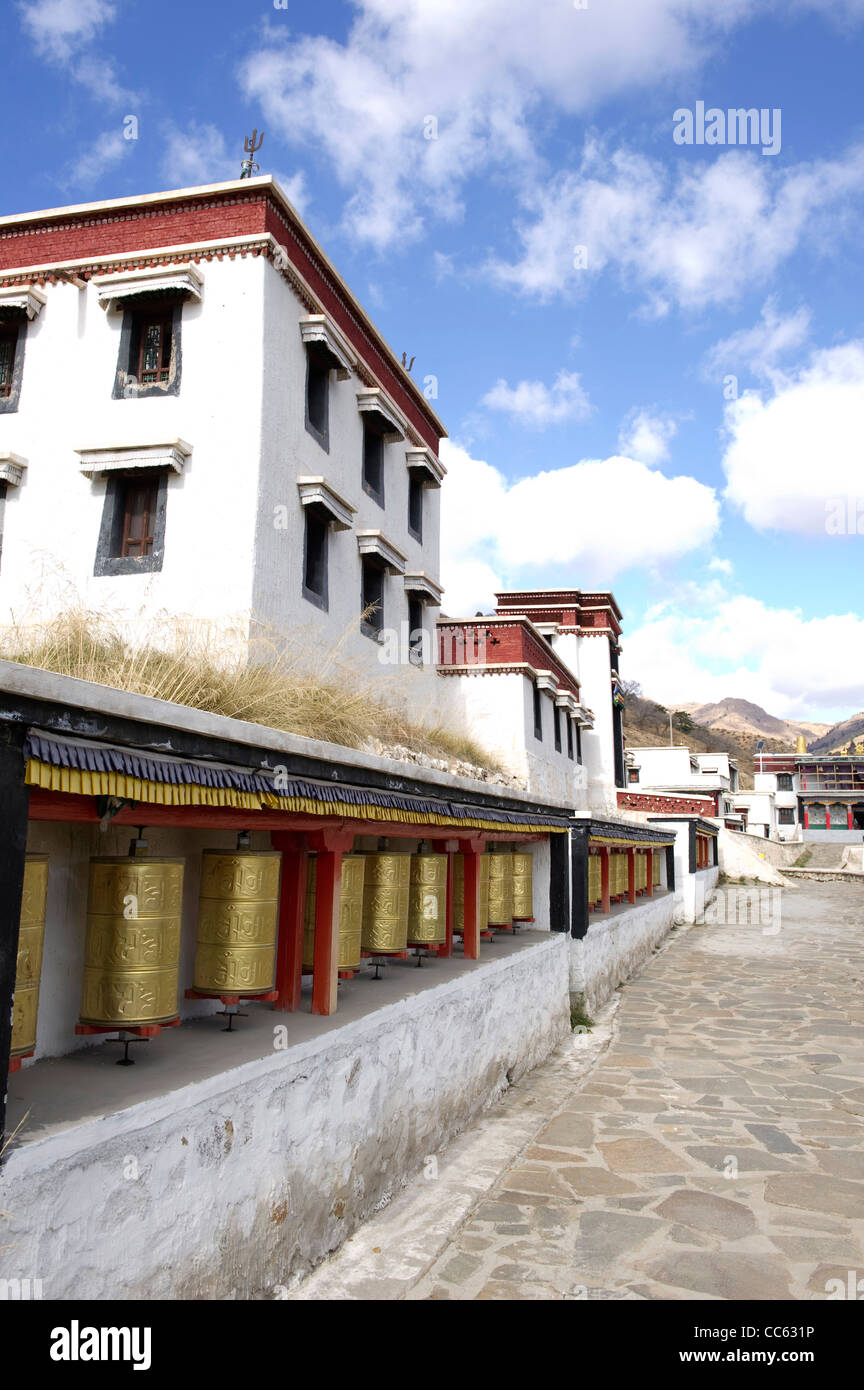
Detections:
777,806,796,825
566,717,574,761
776,773,794,792
112,295,183,400
304,343,332,452
0,315,27,414
361,555,386,638
408,596,424,665
94,469,169,576
407,469,424,541
302,505,330,611
553,703,562,753
533,684,543,742
362,420,386,508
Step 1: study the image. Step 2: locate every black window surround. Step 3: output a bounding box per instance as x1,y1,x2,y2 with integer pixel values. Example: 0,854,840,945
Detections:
776,774,794,792
0,315,27,414
566,718,574,760
112,294,183,400
361,556,386,639
408,468,425,541
304,343,332,452
533,684,543,742
362,420,386,508
553,704,562,753
94,470,169,576
302,506,329,611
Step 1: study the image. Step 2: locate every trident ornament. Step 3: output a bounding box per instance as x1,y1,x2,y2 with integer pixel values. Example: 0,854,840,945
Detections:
240,129,264,178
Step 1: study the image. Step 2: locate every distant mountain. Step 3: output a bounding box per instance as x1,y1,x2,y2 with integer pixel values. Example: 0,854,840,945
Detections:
674,697,831,746
808,713,864,754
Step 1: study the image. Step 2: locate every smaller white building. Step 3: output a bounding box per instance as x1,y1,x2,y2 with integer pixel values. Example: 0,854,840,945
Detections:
734,771,802,842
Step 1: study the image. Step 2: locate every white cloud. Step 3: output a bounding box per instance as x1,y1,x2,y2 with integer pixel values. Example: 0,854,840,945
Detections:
237,0,764,250
722,341,864,533
703,297,812,383
19,0,136,105
482,370,591,429
159,123,236,188
626,595,864,720
487,141,864,311
708,557,733,575
64,127,132,188
439,440,720,613
618,408,678,464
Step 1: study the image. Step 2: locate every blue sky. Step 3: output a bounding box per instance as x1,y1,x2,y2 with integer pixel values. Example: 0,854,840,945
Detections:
4,0,864,721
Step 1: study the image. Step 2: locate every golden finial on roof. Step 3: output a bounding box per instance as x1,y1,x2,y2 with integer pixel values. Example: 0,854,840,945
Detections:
795,734,807,755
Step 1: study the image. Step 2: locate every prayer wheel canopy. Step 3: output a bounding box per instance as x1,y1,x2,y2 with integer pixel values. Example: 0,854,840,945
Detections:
11,854,49,1059
194,850,281,995
303,853,366,970
361,853,411,954
80,856,184,1028
407,853,447,945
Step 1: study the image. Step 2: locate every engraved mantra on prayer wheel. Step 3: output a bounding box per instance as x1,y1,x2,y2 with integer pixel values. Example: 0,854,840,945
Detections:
487,851,514,926
611,852,627,898
80,857,184,1027
194,851,281,995
406,853,447,945
453,853,489,934
653,852,662,887
11,854,49,1059
361,853,411,954
303,854,366,970
636,854,647,892
588,854,601,906
511,851,534,921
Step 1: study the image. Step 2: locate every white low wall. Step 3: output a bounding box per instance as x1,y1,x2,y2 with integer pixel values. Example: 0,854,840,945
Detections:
0,936,569,1300
717,828,791,885
570,891,676,1017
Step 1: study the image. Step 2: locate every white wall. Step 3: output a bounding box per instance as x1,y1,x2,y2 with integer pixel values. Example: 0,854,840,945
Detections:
556,632,617,814
1,936,569,1299
571,891,676,1015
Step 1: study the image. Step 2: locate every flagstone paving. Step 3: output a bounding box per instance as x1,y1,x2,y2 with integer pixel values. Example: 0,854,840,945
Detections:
293,882,864,1301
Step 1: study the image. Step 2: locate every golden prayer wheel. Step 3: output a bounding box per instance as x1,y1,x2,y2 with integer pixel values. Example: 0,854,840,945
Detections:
487,851,514,926
11,854,49,1059
194,850,281,995
407,853,447,945
80,856,184,1027
611,852,627,898
653,852,662,887
511,852,534,920
361,853,411,954
588,854,601,906
303,854,366,970
453,853,490,934
636,854,647,892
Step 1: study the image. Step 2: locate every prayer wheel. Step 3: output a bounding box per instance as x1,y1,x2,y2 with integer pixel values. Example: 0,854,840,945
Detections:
11,854,49,1059
194,850,281,995
653,853,662,887
406,853,447,946
511,852,534,921
453,853,490,934
588,854,601,907
611,852,627,898
361,853,411,954
80,856,184,1027
636,853,647,892
487,851,514,926
303,854,366,970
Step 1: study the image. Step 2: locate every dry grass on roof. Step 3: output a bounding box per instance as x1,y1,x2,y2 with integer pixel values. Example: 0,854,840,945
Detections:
0,606,504,775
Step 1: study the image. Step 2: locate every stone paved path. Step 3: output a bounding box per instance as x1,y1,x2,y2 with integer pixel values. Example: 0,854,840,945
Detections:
294,882,864,1301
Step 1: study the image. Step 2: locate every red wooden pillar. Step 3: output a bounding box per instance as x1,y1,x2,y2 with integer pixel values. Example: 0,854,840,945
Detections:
825,803,831,831
627,848,635,904
803,805,810,830
461,837,484,960
646,850,654,897
270,831,308,1013
600,848,611,916
848,804,854,831
308,829,354,1017
432,838,456,959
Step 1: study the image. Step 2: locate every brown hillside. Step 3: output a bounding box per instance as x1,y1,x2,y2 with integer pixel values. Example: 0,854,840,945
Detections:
623,693,794,790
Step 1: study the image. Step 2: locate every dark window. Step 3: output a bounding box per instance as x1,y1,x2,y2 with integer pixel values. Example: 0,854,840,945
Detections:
0,324,18,398
362,422,385,506
302,507,329,609
408,597,424,665
0,315,26,413
553,704,562,752
533,684,543,741
114,296,182,399
94,470,168,576
408,471,424,540
566,718,574,760
361,557,385,636
0,481,7,572
628,768,639,784
776,774,793,791
777,807,796,825
305,344,331,449
576,724,583,764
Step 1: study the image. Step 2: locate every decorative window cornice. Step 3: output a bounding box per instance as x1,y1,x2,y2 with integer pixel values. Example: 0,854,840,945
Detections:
0,451,27,486
534,672,558,695
0,284,46,319
299,315,356,380
403,571,443,606
93,265,204,311
357,529,407,574
76,439,192,477
405,446,445,488
356,388,406,443
297,476,356,531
